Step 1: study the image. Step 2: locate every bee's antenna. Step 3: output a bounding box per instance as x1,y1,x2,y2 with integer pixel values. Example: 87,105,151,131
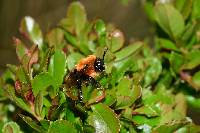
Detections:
102,47,108,60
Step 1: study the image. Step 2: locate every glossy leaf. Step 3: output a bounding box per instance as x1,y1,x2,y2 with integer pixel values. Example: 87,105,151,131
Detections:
48,120,77,133
155,4,185,39
89,103,120,133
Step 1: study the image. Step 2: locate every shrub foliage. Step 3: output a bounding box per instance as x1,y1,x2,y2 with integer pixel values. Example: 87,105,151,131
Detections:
1,1,200,132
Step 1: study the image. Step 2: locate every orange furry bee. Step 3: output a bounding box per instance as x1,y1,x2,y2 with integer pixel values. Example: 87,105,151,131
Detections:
65,49,107,101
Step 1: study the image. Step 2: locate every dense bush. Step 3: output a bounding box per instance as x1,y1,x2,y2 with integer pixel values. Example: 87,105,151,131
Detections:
0,1,200,132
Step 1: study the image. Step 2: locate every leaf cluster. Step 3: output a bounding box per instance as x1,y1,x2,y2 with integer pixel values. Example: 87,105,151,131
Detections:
0,1,200,133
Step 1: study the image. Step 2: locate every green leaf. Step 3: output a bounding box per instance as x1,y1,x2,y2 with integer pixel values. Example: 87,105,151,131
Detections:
67,2,87,35
192,71,200,87
46,28,65,49
16,66,29,84
2,122,22,133
115,41,143,61
48,120,77,133
169,52,184,74
187,95,200,110
115,78,142,109
181,22,196,42
143,1,155,22
153,119,189,133
34,91,43,117
94,19,106,36
19,114,45,132
132,115,160,127
14,38,28,61
67,52,84,70
174,93,187,117
6,85,31,114
133,105,160,117
192,0,200,20
31,72,53,96
20,16,43,49
175,0,193,20
63,31,78,47
48,50,67,89
89,103,120,133
144,57,162,87
109,29,125,52
157,38,179,52
155,4,185,39
181,50,200,70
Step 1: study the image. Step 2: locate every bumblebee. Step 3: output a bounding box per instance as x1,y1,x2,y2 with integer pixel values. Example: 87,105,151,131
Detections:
65,49,107,101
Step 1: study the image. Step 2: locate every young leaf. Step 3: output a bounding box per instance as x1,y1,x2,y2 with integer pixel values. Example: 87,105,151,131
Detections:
48,120,77,133
89,103,120,133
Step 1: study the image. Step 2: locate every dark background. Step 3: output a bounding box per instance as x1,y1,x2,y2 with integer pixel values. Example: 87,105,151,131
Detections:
0,0,151,74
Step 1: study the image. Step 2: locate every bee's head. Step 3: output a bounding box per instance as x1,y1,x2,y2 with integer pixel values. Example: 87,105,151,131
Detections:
94,48,108,72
